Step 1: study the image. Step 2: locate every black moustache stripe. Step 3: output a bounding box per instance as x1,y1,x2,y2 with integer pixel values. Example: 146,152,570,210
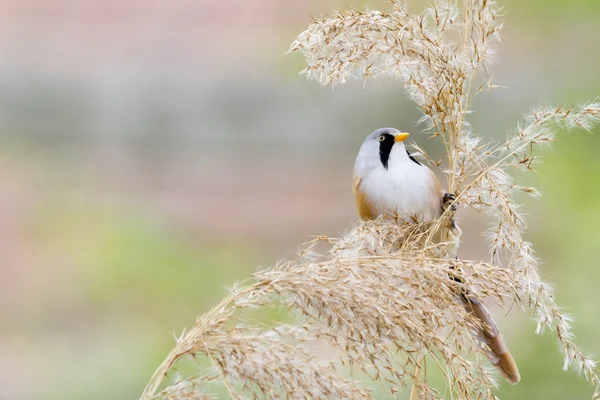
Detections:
379,133,395,169
379,133,422,168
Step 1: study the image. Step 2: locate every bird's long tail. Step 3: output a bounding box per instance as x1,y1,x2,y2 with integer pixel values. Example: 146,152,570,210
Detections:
460,295,520,384
442,197,519,383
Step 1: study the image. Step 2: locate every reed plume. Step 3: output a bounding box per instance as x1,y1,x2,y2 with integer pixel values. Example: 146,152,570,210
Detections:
141,0,600,398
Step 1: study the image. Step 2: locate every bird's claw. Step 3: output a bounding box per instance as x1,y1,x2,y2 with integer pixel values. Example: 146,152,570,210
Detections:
442,193,457,212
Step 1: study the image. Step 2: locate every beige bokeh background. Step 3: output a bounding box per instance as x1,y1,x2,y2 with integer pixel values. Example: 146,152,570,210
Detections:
0,0,599,398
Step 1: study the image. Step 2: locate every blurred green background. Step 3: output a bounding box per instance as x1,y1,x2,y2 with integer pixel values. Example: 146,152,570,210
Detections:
0,0,598,399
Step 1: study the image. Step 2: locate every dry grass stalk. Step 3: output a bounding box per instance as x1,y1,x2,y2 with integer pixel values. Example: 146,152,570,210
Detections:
141,0,599,398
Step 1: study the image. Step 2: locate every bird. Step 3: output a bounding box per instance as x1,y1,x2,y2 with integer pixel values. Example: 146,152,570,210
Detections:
352,127,521,385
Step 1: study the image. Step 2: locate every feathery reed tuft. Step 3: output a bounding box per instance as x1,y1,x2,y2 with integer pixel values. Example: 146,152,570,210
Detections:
142,1,599,398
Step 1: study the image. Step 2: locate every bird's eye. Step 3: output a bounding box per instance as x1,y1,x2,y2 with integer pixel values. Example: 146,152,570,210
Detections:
378,135,385,142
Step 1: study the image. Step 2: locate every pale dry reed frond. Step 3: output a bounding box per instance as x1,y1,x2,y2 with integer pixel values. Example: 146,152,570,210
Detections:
152,375,218,400
142,0,599,398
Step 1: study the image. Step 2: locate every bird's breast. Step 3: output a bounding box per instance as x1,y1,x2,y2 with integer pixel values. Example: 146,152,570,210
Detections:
360,165,441,222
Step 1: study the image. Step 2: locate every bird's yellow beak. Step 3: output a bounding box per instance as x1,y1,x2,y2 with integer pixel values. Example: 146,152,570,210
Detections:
394,132,410,142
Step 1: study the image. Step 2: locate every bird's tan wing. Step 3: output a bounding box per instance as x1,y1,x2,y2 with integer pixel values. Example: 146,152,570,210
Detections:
353,175,376,221
427,168,445,216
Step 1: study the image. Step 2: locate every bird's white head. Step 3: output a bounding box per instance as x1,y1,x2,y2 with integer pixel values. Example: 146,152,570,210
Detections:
354,127,412,175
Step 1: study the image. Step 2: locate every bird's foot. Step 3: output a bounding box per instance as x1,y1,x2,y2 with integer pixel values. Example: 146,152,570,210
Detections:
442,193,457,212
